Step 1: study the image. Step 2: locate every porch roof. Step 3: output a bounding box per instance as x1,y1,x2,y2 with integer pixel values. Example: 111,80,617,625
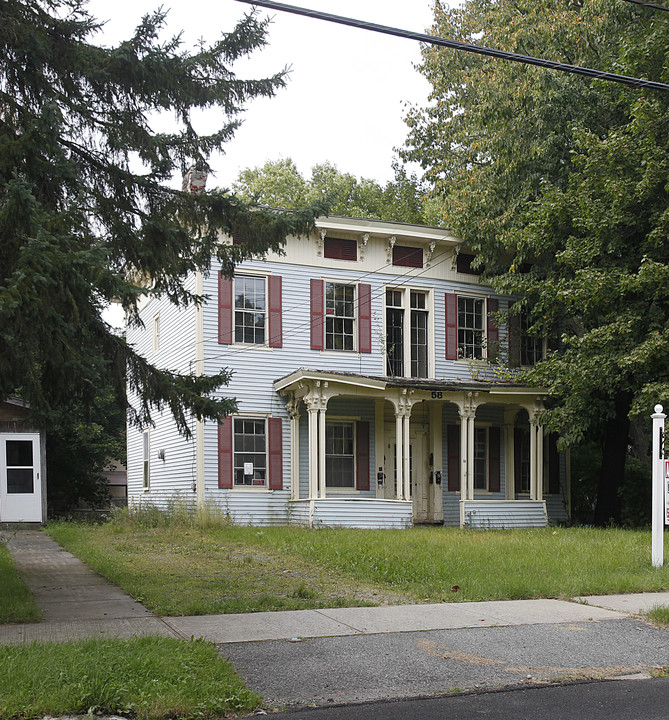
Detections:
274,368,544,398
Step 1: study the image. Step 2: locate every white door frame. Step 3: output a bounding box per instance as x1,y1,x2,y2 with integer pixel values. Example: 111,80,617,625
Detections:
0,433,43,523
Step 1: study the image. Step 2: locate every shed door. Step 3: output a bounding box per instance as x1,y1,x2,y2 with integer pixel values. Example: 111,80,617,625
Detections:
0,434,43,522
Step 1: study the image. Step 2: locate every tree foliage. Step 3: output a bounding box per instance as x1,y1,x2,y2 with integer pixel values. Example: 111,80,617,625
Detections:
233,157,443,224
0,0,323,434
404,0,669,523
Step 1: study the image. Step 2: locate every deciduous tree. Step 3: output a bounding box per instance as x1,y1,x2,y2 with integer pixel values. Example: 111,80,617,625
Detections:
403,0,669,523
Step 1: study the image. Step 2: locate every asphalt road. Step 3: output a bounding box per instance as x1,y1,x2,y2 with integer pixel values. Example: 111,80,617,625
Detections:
220,619,669,709
266,677,669,720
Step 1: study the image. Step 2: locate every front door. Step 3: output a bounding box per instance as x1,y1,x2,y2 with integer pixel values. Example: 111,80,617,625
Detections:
0,434,43,522
383,428,442,523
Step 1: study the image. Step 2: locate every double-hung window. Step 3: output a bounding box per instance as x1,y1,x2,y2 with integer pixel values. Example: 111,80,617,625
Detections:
325,282,355,351
385,288,430,378
325,421,355,488
457,296,484,359
473,427,488,490
235,275,266,345
520,311,543,366
233,418,267,487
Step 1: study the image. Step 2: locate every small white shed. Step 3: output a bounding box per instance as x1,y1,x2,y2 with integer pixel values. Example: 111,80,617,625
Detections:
0,398,46,524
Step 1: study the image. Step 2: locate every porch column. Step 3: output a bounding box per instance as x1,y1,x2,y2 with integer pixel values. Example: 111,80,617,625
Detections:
535,424,544,502
318,406,327,499
467,411,476,501
287,396,300,501
529,417,537,500
306,405,319,499
395,411,404,500
503,409,516,501
403,409,411,501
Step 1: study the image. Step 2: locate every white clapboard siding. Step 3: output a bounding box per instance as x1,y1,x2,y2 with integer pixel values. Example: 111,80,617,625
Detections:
462,500,548,529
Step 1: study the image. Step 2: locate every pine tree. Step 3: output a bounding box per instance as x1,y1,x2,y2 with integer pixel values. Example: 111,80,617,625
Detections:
0,0,322,434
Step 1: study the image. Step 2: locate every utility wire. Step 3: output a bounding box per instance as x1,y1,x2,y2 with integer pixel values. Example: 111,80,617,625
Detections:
235,0,669,93
621,0,669,12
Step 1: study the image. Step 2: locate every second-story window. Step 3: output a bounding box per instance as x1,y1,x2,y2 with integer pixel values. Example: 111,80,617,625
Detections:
385,289,429,378
386,290,404,376
235,275,265,344
520,311,543,366
458,297,484,359
325,282,355,351
410,292,428,378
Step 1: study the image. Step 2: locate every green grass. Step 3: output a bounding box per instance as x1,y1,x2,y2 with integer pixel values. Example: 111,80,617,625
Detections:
0,542,41,624
645,604,669,627
47,514,669,616
0,636,260,720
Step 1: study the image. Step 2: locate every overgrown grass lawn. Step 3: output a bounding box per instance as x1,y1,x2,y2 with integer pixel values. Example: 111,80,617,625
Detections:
0,636,259,720
0,542,41,624
47,517,669,616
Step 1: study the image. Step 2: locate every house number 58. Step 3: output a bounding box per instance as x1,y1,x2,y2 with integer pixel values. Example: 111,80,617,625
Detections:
431,391,443,399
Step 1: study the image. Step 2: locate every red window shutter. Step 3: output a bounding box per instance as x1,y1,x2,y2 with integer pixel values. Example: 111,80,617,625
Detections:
514,427,523,493
232,232,245,245
268,417,283,490
358,283,372,353
356,421,370,491
268,275,282,348
548,433,560,494
392,245,423,268
324,237,357,261
310,279,325,350
218,273,233,345
447,424,460,491
445,293,458,360
487,298,499,361
508,306,521,367
488,426,501,493
218,416,233,489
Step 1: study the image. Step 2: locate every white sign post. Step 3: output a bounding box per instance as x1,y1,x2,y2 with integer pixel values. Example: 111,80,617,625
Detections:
651,405,666,568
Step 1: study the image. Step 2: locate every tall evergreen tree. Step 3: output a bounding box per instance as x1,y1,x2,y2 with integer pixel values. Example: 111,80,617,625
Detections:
0,0,322,434
404,0,669,523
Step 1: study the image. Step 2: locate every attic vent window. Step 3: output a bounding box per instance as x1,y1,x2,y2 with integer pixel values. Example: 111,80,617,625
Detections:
392,245,423,268
456,253,483,275
324,237,357,261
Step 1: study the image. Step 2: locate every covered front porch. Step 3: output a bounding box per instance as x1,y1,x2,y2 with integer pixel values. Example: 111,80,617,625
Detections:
275,370,567,530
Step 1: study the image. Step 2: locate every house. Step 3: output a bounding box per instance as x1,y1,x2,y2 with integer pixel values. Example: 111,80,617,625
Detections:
0,397,47,524
126,216,570,529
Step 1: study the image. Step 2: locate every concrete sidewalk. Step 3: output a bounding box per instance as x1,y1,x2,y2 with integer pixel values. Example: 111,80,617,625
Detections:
2,529,669,709
2,529,669,646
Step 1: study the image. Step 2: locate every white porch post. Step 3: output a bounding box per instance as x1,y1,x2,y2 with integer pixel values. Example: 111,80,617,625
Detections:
459,410,469,503
306,405,319,500
529,419,537,500
503,409,516,500
536,424,544,502
403,410,411,501
318,407,327,499
395,411,404,500
467,412,476,501
287,396,300,501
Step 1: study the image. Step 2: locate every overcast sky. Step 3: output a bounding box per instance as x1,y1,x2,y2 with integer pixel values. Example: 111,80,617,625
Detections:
87,0,449,187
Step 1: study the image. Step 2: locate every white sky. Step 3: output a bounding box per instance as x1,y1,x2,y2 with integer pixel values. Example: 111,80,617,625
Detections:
86,0,449,187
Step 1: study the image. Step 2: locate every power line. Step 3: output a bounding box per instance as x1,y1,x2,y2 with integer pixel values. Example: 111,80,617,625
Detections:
235,0,669,93
621,0,669,12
